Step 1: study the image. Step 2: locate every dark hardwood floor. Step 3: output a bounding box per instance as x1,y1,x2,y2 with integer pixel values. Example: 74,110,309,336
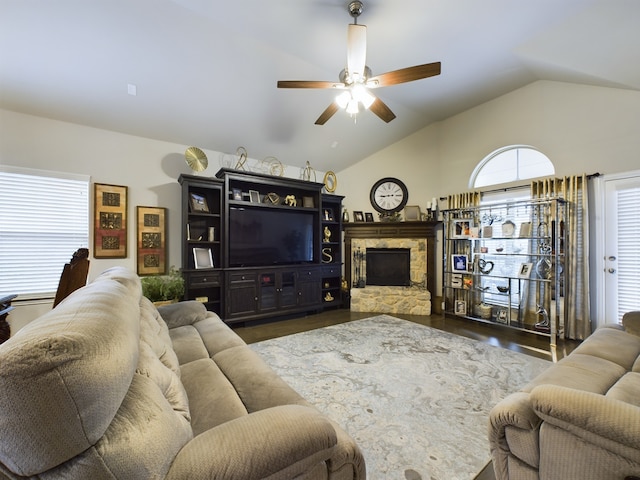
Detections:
231,308,581,480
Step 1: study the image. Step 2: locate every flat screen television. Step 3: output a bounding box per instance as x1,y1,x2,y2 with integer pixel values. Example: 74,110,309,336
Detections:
229,206,316,267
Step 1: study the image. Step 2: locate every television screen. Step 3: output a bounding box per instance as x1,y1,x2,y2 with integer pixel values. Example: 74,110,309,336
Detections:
229,207,315,266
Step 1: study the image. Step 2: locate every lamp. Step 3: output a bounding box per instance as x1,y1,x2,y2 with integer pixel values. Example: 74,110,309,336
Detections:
335,84,375,117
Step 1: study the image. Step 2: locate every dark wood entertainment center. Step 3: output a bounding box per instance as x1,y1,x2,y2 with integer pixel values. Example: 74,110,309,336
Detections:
179,169,343,324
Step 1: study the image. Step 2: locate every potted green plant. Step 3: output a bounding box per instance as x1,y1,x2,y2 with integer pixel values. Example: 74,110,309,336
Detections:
140,266,185,306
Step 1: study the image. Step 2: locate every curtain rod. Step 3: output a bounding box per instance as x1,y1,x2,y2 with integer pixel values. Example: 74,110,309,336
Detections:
439,172,601,200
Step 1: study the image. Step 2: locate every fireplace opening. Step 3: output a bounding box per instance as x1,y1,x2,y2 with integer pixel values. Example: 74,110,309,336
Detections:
366,248,411,286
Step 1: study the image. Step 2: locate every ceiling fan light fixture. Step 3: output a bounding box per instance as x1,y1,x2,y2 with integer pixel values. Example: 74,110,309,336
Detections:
352,84,375,109
346,98,360,115
336,91,351,108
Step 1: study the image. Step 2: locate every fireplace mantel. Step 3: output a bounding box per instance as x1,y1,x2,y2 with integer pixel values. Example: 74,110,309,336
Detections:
343,221,442,298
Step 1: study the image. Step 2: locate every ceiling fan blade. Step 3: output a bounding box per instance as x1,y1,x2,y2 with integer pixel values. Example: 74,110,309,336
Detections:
368,62,441,88
369,97,396,123
315,102,340,125
278,80,343,89
347,24,367,79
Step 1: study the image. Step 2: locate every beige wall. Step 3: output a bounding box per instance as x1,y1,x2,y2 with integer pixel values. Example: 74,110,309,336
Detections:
335,80,640,213
3,79,639,330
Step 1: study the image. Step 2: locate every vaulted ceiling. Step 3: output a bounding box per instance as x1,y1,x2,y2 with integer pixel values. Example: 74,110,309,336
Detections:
1,1,638,172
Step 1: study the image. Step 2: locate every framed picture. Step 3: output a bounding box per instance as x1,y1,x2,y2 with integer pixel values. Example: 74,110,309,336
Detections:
94,183,128,258
404,205,421,221
518,262,533,278
452,218,474,238
353,211,364,222
232,188,242,201
136,206,166,275
249,190,260,203
519,222,532,237
497,309,508,324
193,247,214,269
365,212,375,222
454,299,467,316
303,196,315,208
451,254,468,272
189,192,209,212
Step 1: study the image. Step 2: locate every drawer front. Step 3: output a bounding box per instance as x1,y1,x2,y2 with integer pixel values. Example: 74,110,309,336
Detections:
322,265,341,277
298,267,322,281
189,271,221,287
228,272,257,284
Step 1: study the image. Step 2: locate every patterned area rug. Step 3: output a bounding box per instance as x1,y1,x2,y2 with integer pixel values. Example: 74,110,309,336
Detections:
251,315,550,480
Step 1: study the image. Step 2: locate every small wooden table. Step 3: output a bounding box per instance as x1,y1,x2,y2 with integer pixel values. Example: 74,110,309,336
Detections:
0,294,17,344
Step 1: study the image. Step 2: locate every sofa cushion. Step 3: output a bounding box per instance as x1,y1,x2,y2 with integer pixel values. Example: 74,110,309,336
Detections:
521,353,626,394
214,346,308,413
180,358,249,435
607,372,640,407
570,325,640,370
0,267,141,475
140,296,182,377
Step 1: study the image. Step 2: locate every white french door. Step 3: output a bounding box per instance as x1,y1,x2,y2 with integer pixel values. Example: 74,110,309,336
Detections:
602,172,640,323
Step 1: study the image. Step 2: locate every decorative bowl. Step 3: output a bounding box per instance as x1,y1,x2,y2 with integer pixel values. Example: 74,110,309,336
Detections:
497,285,510,293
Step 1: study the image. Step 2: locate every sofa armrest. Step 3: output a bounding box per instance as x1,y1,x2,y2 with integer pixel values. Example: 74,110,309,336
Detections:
166,405,338,480
489,391,542,479
531,384,640,461
157,301,216,329
623,311,640,337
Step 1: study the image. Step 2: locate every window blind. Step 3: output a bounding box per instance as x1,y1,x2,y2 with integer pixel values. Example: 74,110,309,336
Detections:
0,167,89,298
616,187,640,320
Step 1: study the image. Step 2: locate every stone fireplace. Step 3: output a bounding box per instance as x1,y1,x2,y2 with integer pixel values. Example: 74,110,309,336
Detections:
343,222,441,316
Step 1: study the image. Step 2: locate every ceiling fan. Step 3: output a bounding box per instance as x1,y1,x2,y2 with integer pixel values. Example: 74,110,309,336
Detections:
277,1,441,125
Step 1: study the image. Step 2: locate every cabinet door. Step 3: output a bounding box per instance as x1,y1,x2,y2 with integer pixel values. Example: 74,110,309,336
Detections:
298,268,321,307
226,273,258,319
258,272,278,311
279,271,298,308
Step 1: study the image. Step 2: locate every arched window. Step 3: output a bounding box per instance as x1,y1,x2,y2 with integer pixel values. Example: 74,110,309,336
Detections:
470,145,555,189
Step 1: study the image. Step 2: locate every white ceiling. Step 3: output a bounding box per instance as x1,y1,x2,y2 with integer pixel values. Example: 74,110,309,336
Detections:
1,0,639,173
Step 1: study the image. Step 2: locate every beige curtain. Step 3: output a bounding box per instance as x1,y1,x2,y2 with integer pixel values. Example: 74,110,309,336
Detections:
446,192,481,210
531,175,591,340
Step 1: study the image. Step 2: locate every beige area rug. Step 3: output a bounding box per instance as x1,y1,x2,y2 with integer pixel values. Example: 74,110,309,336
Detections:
251,315,550,480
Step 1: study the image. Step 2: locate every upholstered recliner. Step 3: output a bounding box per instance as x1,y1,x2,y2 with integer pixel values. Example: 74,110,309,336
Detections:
489,312,640,479
0,267,365,479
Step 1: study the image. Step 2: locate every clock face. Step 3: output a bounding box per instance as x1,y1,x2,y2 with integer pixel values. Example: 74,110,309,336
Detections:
370,177,408,213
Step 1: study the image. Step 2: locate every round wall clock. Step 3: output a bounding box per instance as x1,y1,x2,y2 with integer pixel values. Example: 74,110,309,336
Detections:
370,177,409,213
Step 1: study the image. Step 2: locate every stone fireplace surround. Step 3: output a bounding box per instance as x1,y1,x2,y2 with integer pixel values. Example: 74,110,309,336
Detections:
343,222,442,316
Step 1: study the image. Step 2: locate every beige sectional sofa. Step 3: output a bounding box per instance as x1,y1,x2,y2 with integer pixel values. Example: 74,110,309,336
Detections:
0,267,365,479
489,314,640,479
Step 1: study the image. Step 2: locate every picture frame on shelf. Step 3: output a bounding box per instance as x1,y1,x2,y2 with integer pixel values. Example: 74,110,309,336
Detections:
365,212,375,222
519,222,532,237
353,211,364,222
94,183,128,258
452,218,474,238
136,206,166,275
249,190,260,203
303,196,315,208
518,262,533,278
232,188,242,201
451,254,468,272
193,247,214,269
189,192,209,213
454,299,467,316
403,205,421,221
